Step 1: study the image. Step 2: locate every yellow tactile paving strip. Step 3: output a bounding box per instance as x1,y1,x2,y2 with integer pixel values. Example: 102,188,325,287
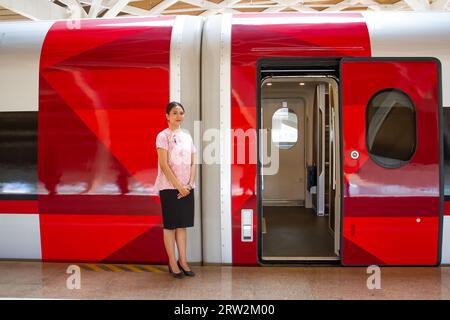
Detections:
79,263,165,273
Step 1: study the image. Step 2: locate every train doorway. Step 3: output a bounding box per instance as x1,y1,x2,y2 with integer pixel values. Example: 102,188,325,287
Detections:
258,70,341,263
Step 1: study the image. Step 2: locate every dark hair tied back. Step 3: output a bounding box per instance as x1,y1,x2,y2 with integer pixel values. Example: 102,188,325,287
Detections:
166,101,185,114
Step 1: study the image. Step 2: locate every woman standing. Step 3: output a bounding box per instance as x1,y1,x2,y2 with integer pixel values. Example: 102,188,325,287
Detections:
154,101,196,279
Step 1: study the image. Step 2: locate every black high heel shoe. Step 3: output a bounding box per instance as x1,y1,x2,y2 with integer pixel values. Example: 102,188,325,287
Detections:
168,264,184,279
177,260,195,277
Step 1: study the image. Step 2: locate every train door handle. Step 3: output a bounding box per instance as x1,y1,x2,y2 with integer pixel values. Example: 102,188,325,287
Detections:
350,150,359,160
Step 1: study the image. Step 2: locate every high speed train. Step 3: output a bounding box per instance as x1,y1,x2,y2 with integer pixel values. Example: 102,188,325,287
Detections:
0,12,449,266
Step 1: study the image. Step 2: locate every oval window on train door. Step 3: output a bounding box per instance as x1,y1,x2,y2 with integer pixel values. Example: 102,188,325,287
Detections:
272,107,298,150
366,88,417,168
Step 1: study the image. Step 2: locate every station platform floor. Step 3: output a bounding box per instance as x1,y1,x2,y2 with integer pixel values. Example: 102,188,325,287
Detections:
1,261,450,300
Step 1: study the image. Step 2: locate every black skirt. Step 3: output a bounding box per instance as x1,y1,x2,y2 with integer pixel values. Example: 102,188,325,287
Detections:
159,188,195,230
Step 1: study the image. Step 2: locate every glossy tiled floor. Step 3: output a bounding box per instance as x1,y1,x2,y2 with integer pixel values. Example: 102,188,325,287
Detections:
0,261,449,300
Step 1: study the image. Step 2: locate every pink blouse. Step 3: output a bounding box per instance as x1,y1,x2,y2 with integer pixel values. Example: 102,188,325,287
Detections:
153,127,196,192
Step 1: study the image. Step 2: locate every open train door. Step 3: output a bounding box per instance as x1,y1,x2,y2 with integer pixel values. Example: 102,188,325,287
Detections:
340,58,443,266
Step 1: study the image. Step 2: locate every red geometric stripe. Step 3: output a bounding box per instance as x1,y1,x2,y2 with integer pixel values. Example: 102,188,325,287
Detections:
38,76,146,209
40,17,174,70
38,195,160,216
342,236,385,266
102,226,167,264
343,216,440,265
39,214,162,262
0,200,38,214
344,197,440,218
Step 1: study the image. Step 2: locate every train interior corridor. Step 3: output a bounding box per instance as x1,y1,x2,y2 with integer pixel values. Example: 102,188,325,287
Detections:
260,74,341,262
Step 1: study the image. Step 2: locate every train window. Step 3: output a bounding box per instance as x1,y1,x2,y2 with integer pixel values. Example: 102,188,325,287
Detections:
0,112,37,199
272,106,298,150
444,107,450,197
366,89,416,168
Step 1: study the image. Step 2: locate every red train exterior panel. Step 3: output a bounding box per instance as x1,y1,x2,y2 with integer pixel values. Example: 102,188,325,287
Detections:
0,201,38,214
38,17,174,263
341,60,441,265
230,13,371,265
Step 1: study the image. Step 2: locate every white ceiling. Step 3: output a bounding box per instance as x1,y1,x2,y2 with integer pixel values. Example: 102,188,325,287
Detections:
0,0,448,21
